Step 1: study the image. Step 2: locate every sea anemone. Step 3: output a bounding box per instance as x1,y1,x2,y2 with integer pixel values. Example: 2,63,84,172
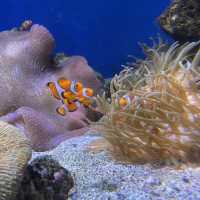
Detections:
93,40,200,164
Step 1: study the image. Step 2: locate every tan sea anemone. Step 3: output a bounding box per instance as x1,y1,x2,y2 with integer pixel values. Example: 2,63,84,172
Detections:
0,121,31,200
93,41,200,164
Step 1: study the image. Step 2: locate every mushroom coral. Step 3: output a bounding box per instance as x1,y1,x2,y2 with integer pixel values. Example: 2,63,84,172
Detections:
93,40,200,164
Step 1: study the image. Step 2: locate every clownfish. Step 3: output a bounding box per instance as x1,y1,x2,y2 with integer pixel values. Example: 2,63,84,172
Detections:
81,88,94,98
47,78,95,116
47,79,77,100
78,96,92,107
56,101,79,116
47,82,62,100
70,80,83,94
62,99,80,112
118,95,131,108
56,99,80,116
57,78,72,90
77,88,94,107
61,91,77,102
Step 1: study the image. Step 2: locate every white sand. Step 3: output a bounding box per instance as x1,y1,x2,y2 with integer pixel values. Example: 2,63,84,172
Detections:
32,133,200,200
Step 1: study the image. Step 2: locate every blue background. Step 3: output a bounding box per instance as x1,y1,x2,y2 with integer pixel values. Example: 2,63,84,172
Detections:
0,0,172,77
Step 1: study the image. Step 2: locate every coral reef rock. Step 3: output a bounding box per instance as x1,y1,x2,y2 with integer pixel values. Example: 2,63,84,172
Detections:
0,120,31,200
17,155,74,200
159,0,200,41
0,21,103,151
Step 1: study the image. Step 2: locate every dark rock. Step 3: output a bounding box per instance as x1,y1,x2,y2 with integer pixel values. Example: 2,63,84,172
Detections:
158,0,200,41
17,155,74,200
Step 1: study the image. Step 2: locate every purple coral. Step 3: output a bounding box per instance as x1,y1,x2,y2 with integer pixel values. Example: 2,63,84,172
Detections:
0,21,102,151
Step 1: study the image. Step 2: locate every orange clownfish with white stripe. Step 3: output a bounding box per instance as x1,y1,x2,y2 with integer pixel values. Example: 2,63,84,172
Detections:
55,101,80,116
62,98,81,112
57,78,72,90
118,95,131,109
77,88,94,107
47,78,94,116
47,82,62,100
118,95,150,109
61,91,77,102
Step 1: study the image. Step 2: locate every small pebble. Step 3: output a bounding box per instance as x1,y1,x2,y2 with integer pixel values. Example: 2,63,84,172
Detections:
145,176,161,186
182,176,190,183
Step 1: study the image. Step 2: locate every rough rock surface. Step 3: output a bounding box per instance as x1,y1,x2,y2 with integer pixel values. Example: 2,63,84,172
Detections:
159,0,200,40
17,155,74,200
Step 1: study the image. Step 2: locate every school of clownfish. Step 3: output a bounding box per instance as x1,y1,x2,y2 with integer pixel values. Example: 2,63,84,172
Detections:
47,78,95,116
47,78,132,116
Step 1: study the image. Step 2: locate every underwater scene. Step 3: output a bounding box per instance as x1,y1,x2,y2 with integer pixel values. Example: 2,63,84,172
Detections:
2,0,200,199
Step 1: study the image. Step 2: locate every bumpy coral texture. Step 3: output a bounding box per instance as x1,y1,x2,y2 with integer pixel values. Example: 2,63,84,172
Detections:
0,23,102,151
94,41,200,164
0,121,31,200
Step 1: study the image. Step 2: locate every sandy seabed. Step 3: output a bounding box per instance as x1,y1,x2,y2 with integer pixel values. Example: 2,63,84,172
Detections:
32,133,200,200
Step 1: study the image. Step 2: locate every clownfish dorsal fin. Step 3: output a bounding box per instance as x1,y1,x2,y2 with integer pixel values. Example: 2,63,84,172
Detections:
57,78,71,90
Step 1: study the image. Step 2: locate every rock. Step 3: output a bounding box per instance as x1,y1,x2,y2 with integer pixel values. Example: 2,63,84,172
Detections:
17,155,74,200
158,0,200,41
